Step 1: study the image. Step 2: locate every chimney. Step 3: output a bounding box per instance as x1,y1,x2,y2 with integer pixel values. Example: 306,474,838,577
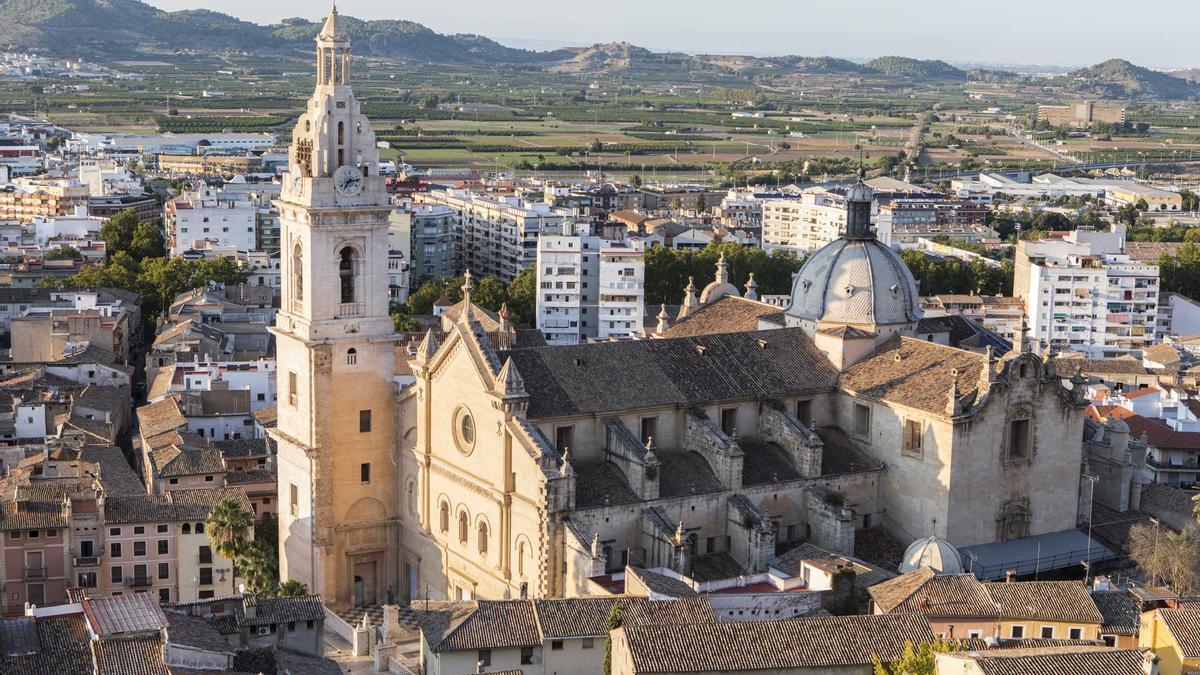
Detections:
1142,650,1159,675
1004,570,1015,583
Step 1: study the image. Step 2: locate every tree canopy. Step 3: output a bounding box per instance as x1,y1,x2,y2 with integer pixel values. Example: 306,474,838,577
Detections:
644,242,803,306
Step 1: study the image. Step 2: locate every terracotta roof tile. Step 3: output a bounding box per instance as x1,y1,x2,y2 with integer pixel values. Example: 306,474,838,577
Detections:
620,612,934,672
949,647,1150,675
83,593,168,637
1159,608,1200,658
502,327,837,419
869,570,997,618
840,336,985,415
90,635,167,675
1091,590,1140,637
660,296,783,338
236,594,325,627
985,580,1104,624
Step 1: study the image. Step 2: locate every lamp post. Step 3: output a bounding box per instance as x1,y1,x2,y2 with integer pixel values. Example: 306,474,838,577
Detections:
1083,473,1098,587
1149,516,1161,588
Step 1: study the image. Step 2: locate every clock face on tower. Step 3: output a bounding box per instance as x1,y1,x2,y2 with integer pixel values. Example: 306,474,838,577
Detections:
334,165,364,196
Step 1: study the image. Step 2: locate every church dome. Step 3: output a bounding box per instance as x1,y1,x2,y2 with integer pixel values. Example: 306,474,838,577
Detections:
899,535,964,575
785,237,921,328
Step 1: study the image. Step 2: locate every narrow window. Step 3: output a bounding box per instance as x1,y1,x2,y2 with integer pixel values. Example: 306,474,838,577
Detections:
478,522,488,554
1009,419,1031,459
554,425,574,453
292,243,303,302
360,463,371,483
1040,626,1054,639
290,483,299,517
346,347,357,365
288,371,298,407
439,502,449,533
458,512,468,544
359,409,372,433
903,419,923,457
639,416,657,445
720,407,738,436
854,403,871,438
339,247,355,304
796,399,813,427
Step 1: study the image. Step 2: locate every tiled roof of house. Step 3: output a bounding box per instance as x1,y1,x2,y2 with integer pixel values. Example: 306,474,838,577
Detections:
1092,590,1141,637
165,613,234,653
1143,343,1182,366
0,613,93,675
950,647,1150,675
1052,355,1149,377
869,569,997,617
620,612,934,672
150,444,226,478
659,296,784,338
984,580,1104,624
625,567,700,599
423,601,541,652
105,488,251,524
769,542,894,589
83,593,168,637
840,336,986,416
136,397,187,439
0,500,67,531
1159,608,1200,658
90,635,167,675
1122,414,1200,450
502,327,838,419
236,594,325,627
214,437,269,459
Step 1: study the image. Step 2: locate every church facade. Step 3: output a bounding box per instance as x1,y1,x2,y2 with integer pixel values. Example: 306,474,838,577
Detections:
274,14,1091,608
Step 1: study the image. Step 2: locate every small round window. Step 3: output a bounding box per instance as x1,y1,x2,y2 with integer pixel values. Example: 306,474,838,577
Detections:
454,406,476,454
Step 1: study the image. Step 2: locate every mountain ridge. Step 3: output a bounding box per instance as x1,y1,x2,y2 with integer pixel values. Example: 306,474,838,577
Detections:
0,0,1194,99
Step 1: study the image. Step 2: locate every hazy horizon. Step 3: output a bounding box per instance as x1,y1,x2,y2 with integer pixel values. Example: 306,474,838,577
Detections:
144,0,1200,69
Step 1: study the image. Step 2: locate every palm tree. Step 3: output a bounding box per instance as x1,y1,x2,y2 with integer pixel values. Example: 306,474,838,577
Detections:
239,539,278,593
277,578,309,598
206,497,253,565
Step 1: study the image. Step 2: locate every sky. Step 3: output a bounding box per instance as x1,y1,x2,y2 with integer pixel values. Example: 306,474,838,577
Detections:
147,0,1200,69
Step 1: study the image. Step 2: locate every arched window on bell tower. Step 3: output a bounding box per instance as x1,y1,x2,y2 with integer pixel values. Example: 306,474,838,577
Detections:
292,243,304,306
339,246,356,304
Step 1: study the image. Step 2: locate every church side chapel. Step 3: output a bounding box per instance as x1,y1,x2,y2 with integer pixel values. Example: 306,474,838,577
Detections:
269,10,1098,608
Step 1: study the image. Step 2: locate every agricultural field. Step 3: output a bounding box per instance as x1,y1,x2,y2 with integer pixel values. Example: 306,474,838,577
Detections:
3,49,1200,185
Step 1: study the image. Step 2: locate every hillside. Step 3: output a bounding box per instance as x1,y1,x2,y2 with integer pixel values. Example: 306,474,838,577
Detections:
866,56,967,80
0,0,545,63
548,42,698,74
1065,59,1200,100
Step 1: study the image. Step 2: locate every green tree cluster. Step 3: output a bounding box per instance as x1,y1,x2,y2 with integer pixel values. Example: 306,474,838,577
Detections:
100,209,164,262
899,250,1013,296
644,242,804,306
49,253,246,318
1159,244,1200,298
871,638,962,675
395,268,537,332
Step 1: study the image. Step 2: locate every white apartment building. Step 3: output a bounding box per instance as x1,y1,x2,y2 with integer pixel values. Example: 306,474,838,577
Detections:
536,225,645,344
164,187,257,257
416,189,566,283
28,205,104,246
762,188,872,253
1017,230,1159,358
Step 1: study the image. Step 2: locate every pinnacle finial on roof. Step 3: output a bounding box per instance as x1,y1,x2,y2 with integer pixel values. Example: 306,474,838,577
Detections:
494,356,526,397
413,329,439,365
656,304,670,335
678,276,700,319
745,273,759,301
715,251,729,285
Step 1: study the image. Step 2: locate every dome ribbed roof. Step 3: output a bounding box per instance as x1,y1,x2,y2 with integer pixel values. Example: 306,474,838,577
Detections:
899,535,964,574
785,237,921,327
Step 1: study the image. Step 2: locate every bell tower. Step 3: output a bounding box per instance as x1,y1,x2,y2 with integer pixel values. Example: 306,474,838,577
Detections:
269,5,400,609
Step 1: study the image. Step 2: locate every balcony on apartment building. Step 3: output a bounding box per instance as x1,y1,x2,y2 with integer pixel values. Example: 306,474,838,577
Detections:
23,566,47,581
